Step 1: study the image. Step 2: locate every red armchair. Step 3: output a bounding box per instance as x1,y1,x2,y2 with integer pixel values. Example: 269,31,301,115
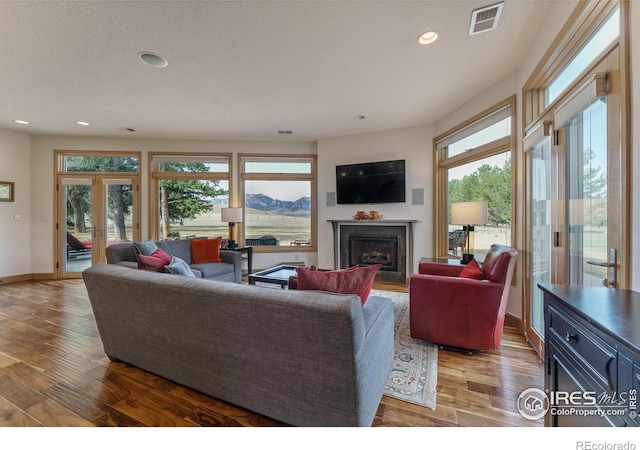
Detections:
409,244,519,351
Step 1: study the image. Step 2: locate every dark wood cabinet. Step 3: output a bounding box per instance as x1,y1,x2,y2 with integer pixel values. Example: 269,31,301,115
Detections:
540,284,640,427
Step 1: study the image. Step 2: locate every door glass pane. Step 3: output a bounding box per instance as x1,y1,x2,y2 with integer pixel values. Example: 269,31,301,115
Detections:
105,182,134,244
566,98,608,286
530,137,552,335
64,183,93,273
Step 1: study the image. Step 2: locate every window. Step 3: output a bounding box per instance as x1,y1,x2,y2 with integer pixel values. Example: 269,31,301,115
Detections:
150,154,231,240
435,97,514,261
522,0,629,356
545,8,619,106
240,155,316,250
59,154,139,173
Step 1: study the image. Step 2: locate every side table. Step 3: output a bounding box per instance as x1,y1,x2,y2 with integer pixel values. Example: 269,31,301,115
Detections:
419,257,464,266
230,246,253,275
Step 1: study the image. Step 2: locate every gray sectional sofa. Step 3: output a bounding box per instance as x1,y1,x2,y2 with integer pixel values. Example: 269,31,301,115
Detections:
82,263,394,427
105,239,242,283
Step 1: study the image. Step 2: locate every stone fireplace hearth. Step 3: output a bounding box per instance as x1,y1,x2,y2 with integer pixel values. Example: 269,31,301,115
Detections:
328,220,417,284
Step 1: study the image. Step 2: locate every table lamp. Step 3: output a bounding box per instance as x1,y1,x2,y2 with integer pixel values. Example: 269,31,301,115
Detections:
450,201,488,264
221,207,243,249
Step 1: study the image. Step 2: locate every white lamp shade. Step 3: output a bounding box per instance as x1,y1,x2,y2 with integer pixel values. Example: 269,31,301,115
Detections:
450,201,488,225
221,207,243,223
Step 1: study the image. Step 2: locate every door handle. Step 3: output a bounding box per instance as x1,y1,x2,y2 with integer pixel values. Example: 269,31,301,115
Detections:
602,278,615,288
586,248,617,289
586,260,614,268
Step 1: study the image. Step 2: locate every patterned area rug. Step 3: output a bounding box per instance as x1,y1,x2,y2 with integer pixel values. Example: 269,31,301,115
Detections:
371,289,438,410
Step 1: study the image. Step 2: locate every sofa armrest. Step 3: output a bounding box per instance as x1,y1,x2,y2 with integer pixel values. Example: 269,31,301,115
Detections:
219,249,243,283
418,261,465,277
356,294,394,426
105,242,137,264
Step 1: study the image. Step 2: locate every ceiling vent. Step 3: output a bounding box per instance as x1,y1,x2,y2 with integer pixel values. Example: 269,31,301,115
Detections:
469,2,504,36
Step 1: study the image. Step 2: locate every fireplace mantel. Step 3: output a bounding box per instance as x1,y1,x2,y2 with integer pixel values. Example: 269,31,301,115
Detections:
328,219,419,283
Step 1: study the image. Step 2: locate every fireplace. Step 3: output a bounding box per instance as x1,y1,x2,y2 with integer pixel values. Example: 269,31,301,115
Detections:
329,220,416,284
349,237,398,272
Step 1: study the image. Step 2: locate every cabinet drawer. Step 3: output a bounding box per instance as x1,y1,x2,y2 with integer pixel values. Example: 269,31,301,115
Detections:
548,305,617,390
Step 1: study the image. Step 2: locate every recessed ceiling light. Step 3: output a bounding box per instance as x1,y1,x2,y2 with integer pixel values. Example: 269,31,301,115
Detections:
76,121,90,126
138,52,168,68
418,30,439,45
13,119,30,125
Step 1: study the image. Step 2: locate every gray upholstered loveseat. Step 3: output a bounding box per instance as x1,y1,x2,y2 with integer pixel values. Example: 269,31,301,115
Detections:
105,239,242,283
82,263,394,427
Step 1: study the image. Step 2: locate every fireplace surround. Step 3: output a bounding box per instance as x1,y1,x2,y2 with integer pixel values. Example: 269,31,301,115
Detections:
328,220,418,283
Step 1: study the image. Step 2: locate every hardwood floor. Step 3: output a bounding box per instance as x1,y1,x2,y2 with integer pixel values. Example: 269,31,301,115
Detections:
0,278,544,427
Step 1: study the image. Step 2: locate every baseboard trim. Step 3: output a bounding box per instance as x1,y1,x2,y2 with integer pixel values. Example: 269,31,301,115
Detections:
504,312,522,332
0,273,56,285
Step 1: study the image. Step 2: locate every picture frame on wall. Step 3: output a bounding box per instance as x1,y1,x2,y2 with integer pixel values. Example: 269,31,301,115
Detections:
0,181,14,202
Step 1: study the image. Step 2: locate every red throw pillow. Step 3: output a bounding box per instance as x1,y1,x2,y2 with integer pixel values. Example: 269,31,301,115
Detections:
137,248,172,272
295,264,381,305
459,259,484,280
190,237,222,264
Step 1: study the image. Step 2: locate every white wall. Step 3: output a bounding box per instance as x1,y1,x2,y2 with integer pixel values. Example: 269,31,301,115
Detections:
317,125,433,273
29,135,317,274
0,129,31,277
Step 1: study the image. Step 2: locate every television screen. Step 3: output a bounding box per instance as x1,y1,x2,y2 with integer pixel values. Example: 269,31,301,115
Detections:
336,159,406,204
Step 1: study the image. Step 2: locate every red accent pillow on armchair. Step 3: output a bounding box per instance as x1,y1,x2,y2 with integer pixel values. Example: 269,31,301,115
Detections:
295,264,381,305
458,259,484,280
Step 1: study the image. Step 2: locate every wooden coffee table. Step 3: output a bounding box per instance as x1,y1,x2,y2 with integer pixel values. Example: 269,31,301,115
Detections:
247,265,299,289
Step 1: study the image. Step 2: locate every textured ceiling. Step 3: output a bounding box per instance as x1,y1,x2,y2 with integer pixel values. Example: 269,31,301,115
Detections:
0,0,562,141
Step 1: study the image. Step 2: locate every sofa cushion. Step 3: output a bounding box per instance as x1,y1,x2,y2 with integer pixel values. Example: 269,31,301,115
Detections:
190,262,235,279
190,237,223,264
137,248,172,272
165,256,196,277
295,264,381,305
133,240,159,257
459,259,484,280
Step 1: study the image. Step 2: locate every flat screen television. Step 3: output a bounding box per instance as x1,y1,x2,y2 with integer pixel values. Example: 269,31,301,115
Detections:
336,159,406,204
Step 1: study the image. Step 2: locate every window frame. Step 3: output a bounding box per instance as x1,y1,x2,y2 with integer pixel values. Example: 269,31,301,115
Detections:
434,96,516,258
149,152,232,241
239,153,317,253
521,0,630,355
522,0,630,287
522,0,621,128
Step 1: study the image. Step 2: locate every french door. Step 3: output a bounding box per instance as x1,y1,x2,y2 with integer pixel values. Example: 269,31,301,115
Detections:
57,175,140,278
524,53,628,355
